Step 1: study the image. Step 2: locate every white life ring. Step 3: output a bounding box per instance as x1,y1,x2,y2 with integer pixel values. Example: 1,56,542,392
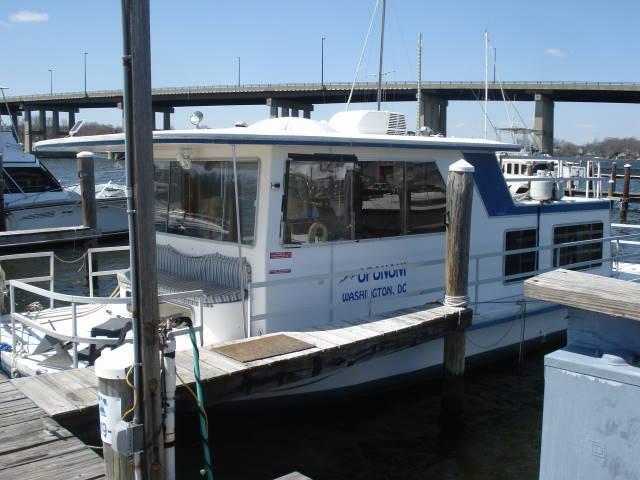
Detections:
307,222,329,243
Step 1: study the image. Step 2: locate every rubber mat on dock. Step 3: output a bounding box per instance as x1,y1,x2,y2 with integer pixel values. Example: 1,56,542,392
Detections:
212,334,314,363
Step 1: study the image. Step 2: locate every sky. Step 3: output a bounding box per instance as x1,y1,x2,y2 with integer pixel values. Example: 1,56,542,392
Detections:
1,0,639,144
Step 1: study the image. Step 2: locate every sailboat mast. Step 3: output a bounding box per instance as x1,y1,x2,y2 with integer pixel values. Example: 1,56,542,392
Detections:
376,0,387,111
416,32,423,133
484,30,489,139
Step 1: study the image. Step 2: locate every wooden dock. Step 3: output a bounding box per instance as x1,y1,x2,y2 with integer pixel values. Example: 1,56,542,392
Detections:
0,225,100,249
0,374,105,479
12,304,470,421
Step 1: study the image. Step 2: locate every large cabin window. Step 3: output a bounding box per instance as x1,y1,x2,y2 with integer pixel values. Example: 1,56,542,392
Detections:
4,166,62,193
504,229,538,283
154,159,258,245
553,222,603,269
282,155,446,245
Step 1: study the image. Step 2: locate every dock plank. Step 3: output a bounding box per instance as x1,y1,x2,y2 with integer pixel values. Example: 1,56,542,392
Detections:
524,268,640,320
0,376,104,479
12,304,471,419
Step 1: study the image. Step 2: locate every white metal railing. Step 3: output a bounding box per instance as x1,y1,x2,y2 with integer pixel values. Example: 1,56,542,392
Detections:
247,230,640,326
9,279,204,368
87,245,131,297
0,252,55,309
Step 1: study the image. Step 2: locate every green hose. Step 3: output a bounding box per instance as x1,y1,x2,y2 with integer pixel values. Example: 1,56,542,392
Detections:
188,322,214,480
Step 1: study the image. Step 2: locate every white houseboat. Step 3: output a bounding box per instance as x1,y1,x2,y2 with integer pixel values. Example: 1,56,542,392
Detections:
1,110,619,398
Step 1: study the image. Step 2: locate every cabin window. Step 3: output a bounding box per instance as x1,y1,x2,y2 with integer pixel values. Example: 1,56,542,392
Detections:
504,229,538,282
3,166,61,193
506,164,512,174
282,155,446,245
284,159,356,243
154,159,258,245
553,222,603,269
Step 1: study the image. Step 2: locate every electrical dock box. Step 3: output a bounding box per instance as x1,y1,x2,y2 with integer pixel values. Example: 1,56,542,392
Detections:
540,311,640,480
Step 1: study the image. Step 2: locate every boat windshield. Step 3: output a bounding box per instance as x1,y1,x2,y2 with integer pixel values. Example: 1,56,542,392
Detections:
3,166,62,193
154,159,258,245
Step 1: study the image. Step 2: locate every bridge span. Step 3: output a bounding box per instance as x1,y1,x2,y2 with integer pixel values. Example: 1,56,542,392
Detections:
3,81,640,153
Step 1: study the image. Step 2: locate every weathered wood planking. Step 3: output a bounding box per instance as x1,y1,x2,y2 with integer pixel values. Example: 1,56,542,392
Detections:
524,268,640,321
13,304,470,420
0,375,104,479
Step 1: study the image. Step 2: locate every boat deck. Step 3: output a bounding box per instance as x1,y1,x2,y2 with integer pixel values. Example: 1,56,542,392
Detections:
0,374,105,479
12,304,470,420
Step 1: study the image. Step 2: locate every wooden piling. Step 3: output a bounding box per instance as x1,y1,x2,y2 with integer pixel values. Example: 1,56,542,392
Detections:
442,159,474,425
621,163,631,222
77,152,98,287
608,161,617,208
0,145,5,232
121,0,165,477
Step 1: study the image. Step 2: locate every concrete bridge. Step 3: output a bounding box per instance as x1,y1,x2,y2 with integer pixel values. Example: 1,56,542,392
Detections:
3,81,640,153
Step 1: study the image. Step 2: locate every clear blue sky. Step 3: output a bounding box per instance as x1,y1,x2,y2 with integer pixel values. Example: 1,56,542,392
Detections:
1,0,639,143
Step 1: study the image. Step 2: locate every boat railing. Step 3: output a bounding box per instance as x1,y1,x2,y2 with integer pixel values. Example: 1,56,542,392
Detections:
8,278,205,368
247,230,640,330
87,245,131,297
0,251,55,309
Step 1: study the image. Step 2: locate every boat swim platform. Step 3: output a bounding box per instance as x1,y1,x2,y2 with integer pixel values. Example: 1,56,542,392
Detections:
12,304,470,421
0,374,105,479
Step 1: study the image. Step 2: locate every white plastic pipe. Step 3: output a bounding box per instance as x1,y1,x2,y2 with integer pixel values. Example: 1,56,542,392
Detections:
163,335,177,480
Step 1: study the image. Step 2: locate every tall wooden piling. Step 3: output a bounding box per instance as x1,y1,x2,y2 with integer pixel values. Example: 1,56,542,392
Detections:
621,163,631,221
0,147,5,232
120,0,164,477
608,161,617,209
442,159,475,425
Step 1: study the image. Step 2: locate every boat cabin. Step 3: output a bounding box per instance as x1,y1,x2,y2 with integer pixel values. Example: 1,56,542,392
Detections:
34,111,611,345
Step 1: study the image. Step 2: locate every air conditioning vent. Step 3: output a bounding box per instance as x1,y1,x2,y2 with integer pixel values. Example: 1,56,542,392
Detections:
386,113,406,135
328,110,408,136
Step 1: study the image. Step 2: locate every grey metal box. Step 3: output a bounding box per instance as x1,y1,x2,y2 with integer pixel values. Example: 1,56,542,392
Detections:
540,347,640,479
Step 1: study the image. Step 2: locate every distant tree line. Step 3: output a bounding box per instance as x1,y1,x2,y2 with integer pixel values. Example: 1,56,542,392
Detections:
555,137,640,159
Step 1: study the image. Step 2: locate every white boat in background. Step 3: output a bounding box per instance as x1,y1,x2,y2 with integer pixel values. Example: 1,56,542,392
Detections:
3,109,632,402
0,129,128,234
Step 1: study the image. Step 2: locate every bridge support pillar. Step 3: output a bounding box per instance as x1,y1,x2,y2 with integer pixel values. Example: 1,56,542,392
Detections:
38,109,47,139
266,98,313,119
534,93,554,154
68,110,76,131
418,95,447,135
162,111,171,130
10,113,20,133
153,107,174,130
23,110,33,153
51,110,60,137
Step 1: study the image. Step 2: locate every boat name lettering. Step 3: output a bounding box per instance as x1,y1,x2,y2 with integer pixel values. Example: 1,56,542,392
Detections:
341,282,408,303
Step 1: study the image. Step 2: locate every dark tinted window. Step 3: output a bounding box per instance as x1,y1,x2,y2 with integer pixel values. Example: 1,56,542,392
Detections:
504,229,538,282
154,160,258,245
553,222,603,269
283,156,446,245
359,162,402,238
4,166,62,193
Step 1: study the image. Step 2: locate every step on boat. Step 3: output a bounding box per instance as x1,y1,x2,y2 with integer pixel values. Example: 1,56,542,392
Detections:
2,110,637,401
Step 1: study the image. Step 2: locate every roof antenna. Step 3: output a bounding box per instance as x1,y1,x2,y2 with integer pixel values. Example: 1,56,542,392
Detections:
376,0,387,111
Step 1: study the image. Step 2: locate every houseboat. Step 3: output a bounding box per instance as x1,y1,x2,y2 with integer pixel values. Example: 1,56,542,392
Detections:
2,110,617,397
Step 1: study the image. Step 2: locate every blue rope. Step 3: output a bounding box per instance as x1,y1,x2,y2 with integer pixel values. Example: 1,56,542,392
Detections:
188,322,214,480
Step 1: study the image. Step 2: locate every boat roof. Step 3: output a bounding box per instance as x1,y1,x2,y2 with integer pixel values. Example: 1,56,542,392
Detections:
34,116,521,154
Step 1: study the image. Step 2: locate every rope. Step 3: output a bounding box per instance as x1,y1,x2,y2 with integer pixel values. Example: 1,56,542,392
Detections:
54,252,87,264
443,294,468,308
121,365,138,421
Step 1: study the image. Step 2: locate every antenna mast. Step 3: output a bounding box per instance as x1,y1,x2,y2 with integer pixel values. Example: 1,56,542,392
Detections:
484,30,489,139
376,0,387,111
415,32,423,133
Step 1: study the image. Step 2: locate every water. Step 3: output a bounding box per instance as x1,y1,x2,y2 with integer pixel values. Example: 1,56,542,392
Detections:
7,160,640,478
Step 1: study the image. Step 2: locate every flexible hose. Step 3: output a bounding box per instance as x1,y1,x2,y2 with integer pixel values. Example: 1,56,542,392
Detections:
187,321,214,480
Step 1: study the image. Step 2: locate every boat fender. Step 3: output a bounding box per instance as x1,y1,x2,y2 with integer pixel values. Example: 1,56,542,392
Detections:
308,222,329,243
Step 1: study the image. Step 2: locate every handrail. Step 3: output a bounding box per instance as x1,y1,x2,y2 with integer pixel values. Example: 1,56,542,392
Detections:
0,251,54,309
9,279,205,369
87,245,131,297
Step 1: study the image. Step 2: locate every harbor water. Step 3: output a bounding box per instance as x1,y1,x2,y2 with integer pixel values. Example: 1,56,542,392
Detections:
4,157,640,479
